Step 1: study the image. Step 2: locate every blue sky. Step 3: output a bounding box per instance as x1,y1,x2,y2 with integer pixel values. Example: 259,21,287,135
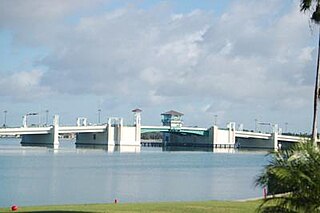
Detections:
0,30,48,73
0,0,317,133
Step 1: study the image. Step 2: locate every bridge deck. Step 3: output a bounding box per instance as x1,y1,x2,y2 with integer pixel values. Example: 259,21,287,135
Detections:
59,126,107,134
235,131,271,139
0,126,305,144
0,127,51,135
141,126,207,135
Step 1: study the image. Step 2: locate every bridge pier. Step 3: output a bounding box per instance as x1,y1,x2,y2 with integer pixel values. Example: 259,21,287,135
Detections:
75,111,141,148
75,131,108,146
52,115,59,147
236,132,279,150
271,132,279,150
21,115,60,148
211,123,236,148
236,138,274,149
160,124,237,148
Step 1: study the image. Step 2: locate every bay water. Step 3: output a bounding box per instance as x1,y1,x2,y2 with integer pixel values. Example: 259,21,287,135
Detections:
0,138,268,207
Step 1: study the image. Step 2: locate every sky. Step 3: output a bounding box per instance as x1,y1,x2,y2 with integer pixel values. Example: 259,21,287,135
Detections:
0,0,318,133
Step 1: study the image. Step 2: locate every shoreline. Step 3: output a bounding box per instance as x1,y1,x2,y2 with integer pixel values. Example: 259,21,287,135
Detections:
0,200,262,212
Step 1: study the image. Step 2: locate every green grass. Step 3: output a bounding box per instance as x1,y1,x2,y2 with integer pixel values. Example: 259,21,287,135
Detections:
0,200,261,212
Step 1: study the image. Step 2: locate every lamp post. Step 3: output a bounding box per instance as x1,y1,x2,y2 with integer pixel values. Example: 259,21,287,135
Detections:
258,122,272,133
254,119,258,132
45,110,49,126
285,122,288,133
214,115,218,126
3,110,7,127
98,109,101,124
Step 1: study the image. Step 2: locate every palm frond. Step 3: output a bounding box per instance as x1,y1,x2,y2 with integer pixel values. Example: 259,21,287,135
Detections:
255,142,320,212
300,0,313,12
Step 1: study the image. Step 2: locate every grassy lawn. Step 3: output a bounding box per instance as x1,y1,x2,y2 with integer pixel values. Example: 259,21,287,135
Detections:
0,200,261,212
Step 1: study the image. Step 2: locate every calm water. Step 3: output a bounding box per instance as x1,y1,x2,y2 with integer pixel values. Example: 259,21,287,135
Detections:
0,138,268,207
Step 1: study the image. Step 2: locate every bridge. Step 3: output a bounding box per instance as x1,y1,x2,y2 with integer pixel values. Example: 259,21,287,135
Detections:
0,110,306,150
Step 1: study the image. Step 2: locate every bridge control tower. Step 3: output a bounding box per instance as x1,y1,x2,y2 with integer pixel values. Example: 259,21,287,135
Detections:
161,110,184,129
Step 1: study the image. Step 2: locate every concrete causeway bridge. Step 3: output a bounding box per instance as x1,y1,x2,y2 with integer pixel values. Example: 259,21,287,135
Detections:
0,109,306,150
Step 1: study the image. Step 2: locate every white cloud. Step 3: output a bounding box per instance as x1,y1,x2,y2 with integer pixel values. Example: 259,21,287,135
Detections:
0,70,51,101
219,40,233,55
298,47,314,62
0,0,317,131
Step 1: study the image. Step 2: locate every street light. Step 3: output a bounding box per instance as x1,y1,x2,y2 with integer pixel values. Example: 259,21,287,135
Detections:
254,119,258,132
45,110,49,126
98,109,101,124
258,122,272,133
285,122,288,133
214,115,218,126
3,110,7,127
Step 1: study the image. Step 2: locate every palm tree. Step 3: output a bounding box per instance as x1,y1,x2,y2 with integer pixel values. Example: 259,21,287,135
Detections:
300,0,320,146
255,142,320,212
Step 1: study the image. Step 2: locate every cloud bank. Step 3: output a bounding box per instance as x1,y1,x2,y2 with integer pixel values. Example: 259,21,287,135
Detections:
0,0,317,131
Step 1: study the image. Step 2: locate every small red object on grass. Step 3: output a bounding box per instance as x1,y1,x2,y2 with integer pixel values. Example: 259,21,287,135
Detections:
11,205,18,211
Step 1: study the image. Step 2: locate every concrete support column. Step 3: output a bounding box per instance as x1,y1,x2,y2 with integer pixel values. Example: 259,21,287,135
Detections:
212,125,219,145
52,115,59,148
107,118,114,146
272,132,279,151
135,125,141,145
228,122,236,144
116,119,123,145
134,112,141,145
22,115,27,128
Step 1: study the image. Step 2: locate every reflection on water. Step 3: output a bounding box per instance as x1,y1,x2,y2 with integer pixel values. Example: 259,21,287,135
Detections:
163,146,237,153
75,144,235,153
76,144,141,153
0,138,268,207
21,143,59,149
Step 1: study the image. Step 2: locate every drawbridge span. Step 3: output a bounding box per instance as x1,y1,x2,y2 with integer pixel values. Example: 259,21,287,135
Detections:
141,126,207,136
